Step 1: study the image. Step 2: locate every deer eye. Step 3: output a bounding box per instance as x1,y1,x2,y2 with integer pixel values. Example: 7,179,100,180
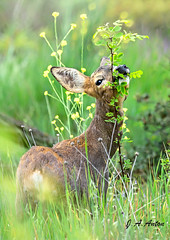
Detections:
96,79,104,86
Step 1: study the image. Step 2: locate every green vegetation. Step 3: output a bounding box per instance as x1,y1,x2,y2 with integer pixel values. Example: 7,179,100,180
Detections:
0,0,169,239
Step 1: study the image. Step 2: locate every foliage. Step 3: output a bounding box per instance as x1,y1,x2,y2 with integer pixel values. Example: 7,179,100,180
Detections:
127,98,170,173
93,20,148,65
0,155,169,239
93,20,149,177
0,6,169,240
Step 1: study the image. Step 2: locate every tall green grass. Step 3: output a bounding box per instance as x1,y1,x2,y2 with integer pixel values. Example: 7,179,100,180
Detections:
0,155,169,239
0,7,169,240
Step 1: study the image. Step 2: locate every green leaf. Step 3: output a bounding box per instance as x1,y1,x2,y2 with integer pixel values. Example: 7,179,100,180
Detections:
117,52,124,58
95,40,107,46
106,112,114,117
113,26,122,32
121,82,127,87
114,32,123,38
100,32,110,39
108,42,116,48
121,86,126,95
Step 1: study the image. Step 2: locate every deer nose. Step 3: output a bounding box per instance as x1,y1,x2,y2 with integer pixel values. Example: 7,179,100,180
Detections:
116,65,130,75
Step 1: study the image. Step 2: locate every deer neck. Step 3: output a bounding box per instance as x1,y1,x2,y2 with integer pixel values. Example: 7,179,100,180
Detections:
86,99,123,158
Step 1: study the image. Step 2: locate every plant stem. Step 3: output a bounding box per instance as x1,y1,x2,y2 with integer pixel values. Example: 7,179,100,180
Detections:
118,139,125,179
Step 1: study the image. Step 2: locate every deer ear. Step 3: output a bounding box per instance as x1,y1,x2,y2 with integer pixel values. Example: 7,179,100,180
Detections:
100,57,111,67
51,67,87,93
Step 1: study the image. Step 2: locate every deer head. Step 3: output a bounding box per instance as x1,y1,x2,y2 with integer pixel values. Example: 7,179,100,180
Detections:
51,57,130,107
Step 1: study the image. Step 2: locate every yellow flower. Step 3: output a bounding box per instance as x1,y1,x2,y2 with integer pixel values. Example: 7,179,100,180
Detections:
51,120,56,125
123,108,128,113
124,116,128,121
39,32,46,38
86,106,91,111
60,127,64,131
125,20,134,28
44,91,48,96
65,91,73,95
51,52,56,56
48,65,52,71
80,14,87,20
89,113,93,119
43,70,49,78
79,101,83,105
71,112,80,120
61,40,67,47
52,12,59,18
88,3,96,11
91,103,96,108
126,128,130,133
74,98,80,104
81,68,86,73
57,50,63,56
70,135,74,138
70,23,77,30
55,127,59,131
120,11,128,19
124,136,128,140
75,112,80,118
55,115,59,119
67,96,71,101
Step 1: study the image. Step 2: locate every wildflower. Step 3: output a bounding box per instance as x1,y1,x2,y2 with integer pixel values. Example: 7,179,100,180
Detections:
70,135,74,138
55,127,59,131
79,102,83,105
39,32,46,38
61,40,67,47
81,68,86,73
57,50,63,56
86,106,91,111
44,91,48,96
126,128,130,133
74,98,80,104
120,11,128,19
89,113,93,119
126,20,134,28
51,120,56,125
124,116,128,121
55,115,59,119
123,108,128,113
65,91,71,95
71,112,80,120
43,70,49,78
60,127,64,131
48,65,52,71
75,112,80,118
80,14,87,20
91,103,96,108
51,52,56,56
52,12,59,18
71,23,77,30
88,3,96,11
67,96,71,101
124,136,128,140
122,123,126,129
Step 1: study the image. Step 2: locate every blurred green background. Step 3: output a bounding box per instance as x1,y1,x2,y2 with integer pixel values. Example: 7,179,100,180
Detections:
0,0,169,173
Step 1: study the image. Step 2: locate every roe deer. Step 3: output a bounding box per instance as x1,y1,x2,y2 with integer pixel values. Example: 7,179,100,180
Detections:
16,57,130,218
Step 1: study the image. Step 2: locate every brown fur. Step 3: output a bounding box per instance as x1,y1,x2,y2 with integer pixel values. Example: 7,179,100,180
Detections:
16,57,129,218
